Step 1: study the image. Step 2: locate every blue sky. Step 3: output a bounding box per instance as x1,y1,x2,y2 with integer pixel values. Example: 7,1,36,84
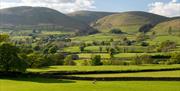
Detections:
0,0,180,17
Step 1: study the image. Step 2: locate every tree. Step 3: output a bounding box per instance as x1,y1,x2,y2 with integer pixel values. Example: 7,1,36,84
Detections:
157,40,176,52
132,54,153,65
27,53,42,68
109,28,123,34
99,46,103,52
136,33,148,42
0,42,27,72
168,27,172,35
33,45,41,51
0,34,9,43
141,42,149,46
48,45,58,54
64,55,76,66
106,47,110,53
109,48,116,58
91,55,102,66
167,53,180,64
79,46,85,52
132,55,142,65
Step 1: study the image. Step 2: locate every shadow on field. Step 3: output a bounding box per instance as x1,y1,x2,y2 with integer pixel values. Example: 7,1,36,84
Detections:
1,77,76,83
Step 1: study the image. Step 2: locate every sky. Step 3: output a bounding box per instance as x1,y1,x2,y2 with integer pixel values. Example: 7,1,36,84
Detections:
0,0,180,17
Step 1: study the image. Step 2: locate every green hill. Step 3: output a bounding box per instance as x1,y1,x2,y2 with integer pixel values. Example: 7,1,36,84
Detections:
93,11,168,33
151,18,180,35
0,6,96,35
68,11,116,25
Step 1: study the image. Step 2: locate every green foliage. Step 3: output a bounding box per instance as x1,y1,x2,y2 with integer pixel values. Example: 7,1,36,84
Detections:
43,45,58,54
136,33,149,42
64,55,76,66
0,34,9,43
109,28,123,34
48,45,58,54
109,48,116,58
141,42,149,46
132,54,154,65
79,46,85,52
0,42,27,72
27,53,43,68
91,55,102,66
166,53,180,65
157,40,176,52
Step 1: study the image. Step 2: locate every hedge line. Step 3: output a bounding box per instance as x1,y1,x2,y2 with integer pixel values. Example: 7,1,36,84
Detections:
55,76,180,81
37,68,180,75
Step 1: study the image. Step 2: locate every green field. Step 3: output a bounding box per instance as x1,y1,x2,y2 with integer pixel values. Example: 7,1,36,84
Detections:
73,71,180,77
1,78,180,91
72,33,122,42
148,35,180,45
28,65,180,72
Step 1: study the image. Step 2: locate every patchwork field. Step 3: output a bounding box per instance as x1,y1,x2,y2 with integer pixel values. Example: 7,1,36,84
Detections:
28,65,180,72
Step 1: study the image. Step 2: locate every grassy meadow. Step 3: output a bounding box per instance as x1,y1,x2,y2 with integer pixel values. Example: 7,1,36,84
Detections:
1,78,180,91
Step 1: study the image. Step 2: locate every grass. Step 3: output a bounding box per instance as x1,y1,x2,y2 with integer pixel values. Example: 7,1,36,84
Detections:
78,53,110,59
73,70,180,77
71,33,122,42
114,53,145,58
63,46,80,52
41,31,72,35
27,65,180,72
1,78,180,91
148,35,180,45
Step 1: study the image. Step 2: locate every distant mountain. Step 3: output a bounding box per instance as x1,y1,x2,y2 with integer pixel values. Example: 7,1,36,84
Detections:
0,6,97,35
93,11,168,33
68,11,116,25
151,18,180,35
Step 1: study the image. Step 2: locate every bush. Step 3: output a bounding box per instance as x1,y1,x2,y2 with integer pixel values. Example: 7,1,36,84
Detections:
71,54,79,60
166,53,180,64
91,55,102,66
64,55,76,66
132,55,153,65
157,40,176,52
109,29,123,34
0,42,27,72
141,42,149,46
81,60,90,66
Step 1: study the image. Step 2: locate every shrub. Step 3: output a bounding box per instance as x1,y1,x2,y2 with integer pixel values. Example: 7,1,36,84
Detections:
64,55,76,66
0,42,27,72
109,28,123,34
166,53,180,64
141,42,149,46
132,54,153,65
157,40,176,52
91,55,102,66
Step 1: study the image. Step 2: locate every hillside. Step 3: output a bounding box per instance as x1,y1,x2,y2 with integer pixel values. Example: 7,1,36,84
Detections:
68,11,116,25
93,11,168,33
151,18,180,35
0,6,96,35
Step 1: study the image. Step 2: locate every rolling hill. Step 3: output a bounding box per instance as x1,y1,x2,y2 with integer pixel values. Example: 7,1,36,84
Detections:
68,11,116,25
0,6,97,35
150,18,180,35
93,11,168,33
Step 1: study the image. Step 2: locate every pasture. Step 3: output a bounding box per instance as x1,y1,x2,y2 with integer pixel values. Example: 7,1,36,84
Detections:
0,78,180,91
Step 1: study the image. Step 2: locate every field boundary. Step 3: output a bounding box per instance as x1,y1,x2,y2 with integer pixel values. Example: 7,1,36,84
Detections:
35,68,180,75
56,76,180,81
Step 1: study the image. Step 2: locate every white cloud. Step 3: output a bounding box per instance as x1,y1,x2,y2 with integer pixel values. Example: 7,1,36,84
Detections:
149,0,180,17
0,0,95,13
